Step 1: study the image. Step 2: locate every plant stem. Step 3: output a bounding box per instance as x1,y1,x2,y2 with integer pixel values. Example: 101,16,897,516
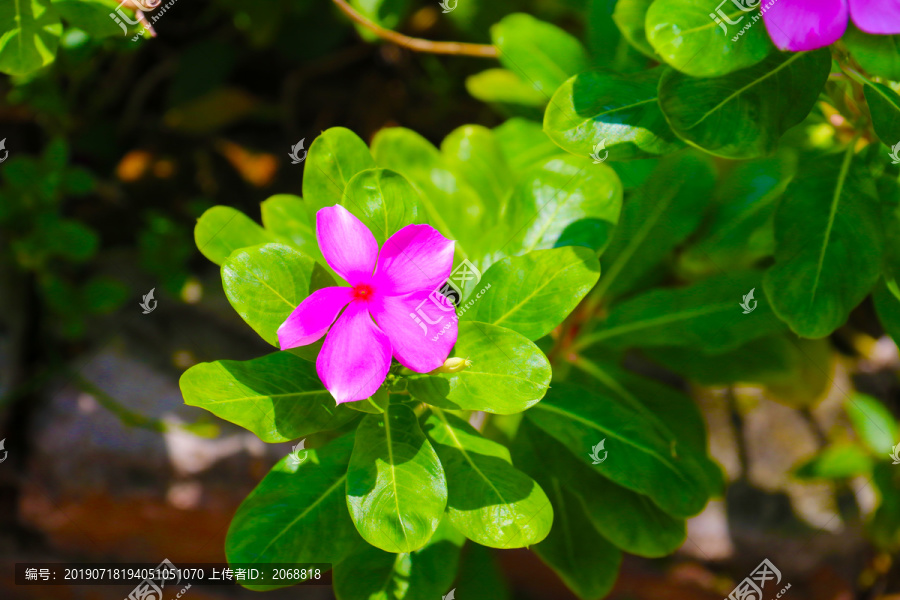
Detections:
330,0,498,58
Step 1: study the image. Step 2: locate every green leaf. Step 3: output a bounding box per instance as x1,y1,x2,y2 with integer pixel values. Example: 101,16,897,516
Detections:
595,152,715,301
195,206,276,266
180,351,357,443
576,361,711,457
505,155,623,254
466,68,547,109
646,335,832,406
512,423,621,599
845,25,900,80
679,154,794,276
794,444,873,480
646,0,771,77
846,393,899,456
466,246,601,340
371,127,486,261
585,271,786,353
340,168,420,245
346,404,447,553
225,434,362,590
423,410,552,548
221,243,323,346
526,382,714,518
613,0,656,57
863,81,900,146
491,13,589,98
441,125,512,218
544,68,683,162
333,518,463,600
52,0,124,38
514,419,687,558
303,127,376,216
407,321,551,415
260,194,321,260
658,50,831,159
0,0,61,76
493,117,562,173
763,151,883,338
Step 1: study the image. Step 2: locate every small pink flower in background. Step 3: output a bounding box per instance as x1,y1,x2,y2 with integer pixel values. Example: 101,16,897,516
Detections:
278,205,457,403
763,0,900,51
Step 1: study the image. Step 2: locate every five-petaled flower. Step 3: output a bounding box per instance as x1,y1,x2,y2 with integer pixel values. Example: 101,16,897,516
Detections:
763,0,900,51
278,205,458,403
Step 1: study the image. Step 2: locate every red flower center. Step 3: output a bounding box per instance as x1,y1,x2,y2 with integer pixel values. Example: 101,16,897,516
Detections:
352,283,374,301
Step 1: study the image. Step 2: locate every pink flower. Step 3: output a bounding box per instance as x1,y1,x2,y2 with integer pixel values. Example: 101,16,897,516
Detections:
763,0,900,51
277,205,458,403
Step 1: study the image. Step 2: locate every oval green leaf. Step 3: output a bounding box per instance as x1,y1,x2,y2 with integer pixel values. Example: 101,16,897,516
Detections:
407,321,551,415
303,127,376,216
195,206,277,266
222,243,321,346
763,151,883,338
346,404,448,553
423,410,552,549
545,67,684,161
584,270,785,353
646,0,772,77
466,246,601,340
225,434,361,590
179,351,357,443
491,13,589,98
658,50,831,158
515,419,686,558
340,168,420,245
506,155,623,255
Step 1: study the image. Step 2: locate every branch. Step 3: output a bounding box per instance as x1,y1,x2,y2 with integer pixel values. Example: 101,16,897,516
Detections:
331,0,498,58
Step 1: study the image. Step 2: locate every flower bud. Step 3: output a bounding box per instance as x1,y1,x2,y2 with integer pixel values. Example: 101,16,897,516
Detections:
432,357,472,374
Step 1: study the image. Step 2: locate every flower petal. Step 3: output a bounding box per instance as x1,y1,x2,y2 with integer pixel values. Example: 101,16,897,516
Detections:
277,286,353,349
849,0,900,34
316,205,379,285
317,300,392,403
372,224,455,296
370,289,457,373
762,0,847,51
